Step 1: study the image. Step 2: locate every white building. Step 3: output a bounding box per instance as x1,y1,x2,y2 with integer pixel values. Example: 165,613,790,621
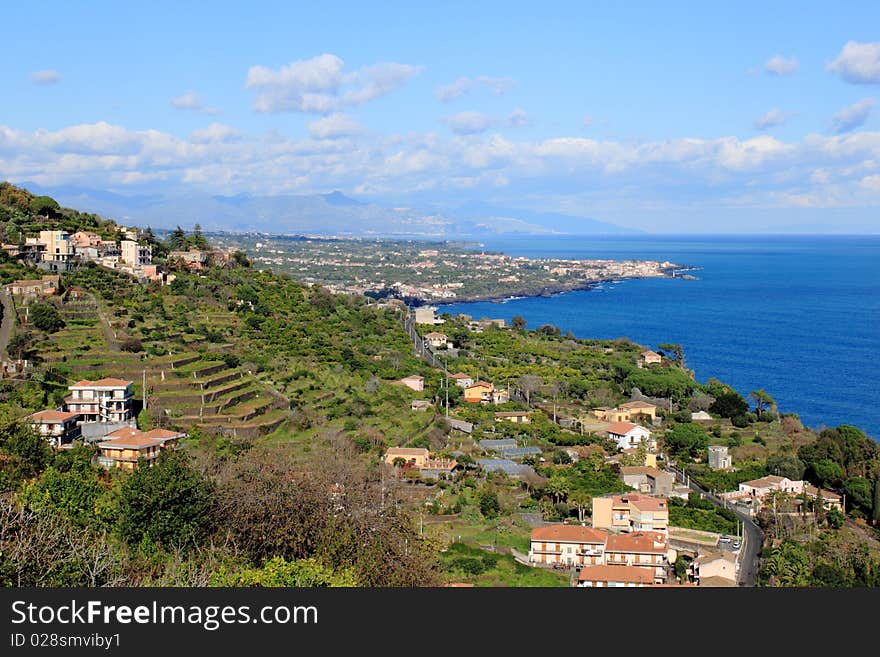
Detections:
606,422,654,451
708,445,732,470
65,378,134,423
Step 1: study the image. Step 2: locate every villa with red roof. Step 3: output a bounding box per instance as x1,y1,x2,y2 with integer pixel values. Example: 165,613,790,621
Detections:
96,427,184,470
529,524,609,567
592,493,669,533
576,564,656,588
606,421,654,451
27,409,81,447
604,531,670,582
65,378,134,423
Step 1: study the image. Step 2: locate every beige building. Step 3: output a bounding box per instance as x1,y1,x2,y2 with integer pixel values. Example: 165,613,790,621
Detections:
384,447,431,468
39,231,75,270
414,306,443,325
528,525,608,567
495,411,531,424
638,350,662,367
423,332,448,348
592,493,669,533
96,427,181,470
604,531,669,582
619,466,674,495
576,565,656,588
6,275,60,298
690,551,737,585
121,240,151,267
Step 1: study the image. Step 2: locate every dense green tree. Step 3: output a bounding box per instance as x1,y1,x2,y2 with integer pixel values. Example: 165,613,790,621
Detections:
766,453,806,480
478,489,500,518
29,302,65,332
512,315,526,330
843,477,873,517
29,195,60,218
210,557,356,587
664,422,709,461
709,389,749,419
115,450,216,550
166,226,187,251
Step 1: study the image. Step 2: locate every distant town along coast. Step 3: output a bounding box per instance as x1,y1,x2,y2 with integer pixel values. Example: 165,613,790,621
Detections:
209,232,693,304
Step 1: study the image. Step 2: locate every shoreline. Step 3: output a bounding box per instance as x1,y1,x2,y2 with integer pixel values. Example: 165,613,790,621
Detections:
426,265,699,307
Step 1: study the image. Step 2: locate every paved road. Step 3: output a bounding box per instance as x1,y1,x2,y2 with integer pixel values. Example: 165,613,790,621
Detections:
0,290,14,359
668,464,763,586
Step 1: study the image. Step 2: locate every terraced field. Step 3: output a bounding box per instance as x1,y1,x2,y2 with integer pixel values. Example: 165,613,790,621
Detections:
32,292,291,439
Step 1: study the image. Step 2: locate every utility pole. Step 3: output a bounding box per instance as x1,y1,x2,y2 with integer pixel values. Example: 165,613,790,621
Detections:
142,368,147,414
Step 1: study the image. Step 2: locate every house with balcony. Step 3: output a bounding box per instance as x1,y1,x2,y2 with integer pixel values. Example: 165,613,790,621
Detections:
592,493,669,533
96,427,182,470
65,378,134,423
576,565,656,588
38,231,76,272
463,381,494,403
121,240,152,267
27,410,81,448
604,532,669,583
528,524,609,567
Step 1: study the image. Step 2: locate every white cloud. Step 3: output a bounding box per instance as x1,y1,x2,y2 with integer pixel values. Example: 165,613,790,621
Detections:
831,98,875,134
436,77,472,102
827,41,880,84
435,75,516,102
171,91,219,114
506,108,530,128
246,54,421,113
3,119,880,217
754,108,795,130
764,55,799,76
189,123,241,144
442,111,497,135
307,113,364,140
31,70,61,85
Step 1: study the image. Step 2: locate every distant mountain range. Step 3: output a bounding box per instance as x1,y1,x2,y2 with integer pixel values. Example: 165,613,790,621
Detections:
15,182,640,237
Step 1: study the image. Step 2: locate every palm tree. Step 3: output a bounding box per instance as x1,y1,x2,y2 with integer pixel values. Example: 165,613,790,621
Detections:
569,490,592,523
545,476,570,504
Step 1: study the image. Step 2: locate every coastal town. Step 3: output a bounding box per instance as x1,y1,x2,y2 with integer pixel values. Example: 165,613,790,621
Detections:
208,232,689,303
1,183,878,591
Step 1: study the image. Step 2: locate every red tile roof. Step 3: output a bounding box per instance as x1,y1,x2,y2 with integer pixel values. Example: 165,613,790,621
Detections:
605,532,668,554
143,429,183,440
531,524,608,544
28,410,79,423
98,434,163,450
69,377,132,388
607,421,640,435
578,565,655,584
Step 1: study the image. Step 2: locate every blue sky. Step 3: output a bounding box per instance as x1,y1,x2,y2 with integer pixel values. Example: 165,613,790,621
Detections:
3,1,880,232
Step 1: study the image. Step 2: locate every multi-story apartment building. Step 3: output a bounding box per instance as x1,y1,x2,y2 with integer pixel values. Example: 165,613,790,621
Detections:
65,378,134,423
120,240,151,267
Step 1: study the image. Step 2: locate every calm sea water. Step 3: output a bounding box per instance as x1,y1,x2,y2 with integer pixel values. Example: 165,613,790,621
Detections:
443,235,880,439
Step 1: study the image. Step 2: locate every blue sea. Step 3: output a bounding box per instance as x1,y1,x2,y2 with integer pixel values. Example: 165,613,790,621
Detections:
443,235,880,440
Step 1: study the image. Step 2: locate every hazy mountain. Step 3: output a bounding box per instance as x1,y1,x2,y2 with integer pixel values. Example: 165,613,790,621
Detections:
15,183,637,237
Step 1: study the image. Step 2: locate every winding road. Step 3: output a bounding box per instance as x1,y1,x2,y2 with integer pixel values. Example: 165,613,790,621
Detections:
667,463,763,586
0,290,14,360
